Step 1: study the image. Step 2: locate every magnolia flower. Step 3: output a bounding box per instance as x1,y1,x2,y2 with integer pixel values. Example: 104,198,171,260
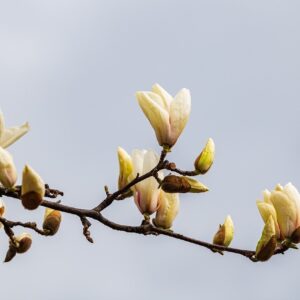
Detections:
0,110,29,149
0,146,18,188
136,84,191,148
153,191,180,229
257,183,300,242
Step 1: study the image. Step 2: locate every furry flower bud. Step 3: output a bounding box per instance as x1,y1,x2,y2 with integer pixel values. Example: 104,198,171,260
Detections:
213,215,234,247
194,138,215,174
43,208,62,235
21,165,45,210
160,175,209,194
0,147,17,188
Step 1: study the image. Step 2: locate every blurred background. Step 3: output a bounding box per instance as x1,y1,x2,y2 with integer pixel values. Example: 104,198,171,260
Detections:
0,1,300,299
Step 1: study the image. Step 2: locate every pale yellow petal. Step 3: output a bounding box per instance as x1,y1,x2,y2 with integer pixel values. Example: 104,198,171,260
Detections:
136,92,170,146
271,190,298,238
151,83,173,109
0,111,30,149
169,88,191,146
154,191,179,229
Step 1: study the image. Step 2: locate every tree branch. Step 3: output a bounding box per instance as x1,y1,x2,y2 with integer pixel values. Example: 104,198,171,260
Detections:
0,149,290,262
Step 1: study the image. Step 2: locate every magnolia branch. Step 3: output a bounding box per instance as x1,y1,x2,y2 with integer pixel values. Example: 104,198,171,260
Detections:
0,150,290,262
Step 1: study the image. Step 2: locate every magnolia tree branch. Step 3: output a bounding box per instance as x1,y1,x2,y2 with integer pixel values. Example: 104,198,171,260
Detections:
0,150,289,262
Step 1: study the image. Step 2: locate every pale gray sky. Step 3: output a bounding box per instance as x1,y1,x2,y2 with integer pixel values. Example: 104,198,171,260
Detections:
1,1,300,299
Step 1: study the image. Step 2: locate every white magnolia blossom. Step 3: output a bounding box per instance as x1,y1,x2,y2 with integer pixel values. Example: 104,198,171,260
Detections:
257,183,300,240
136,84,191,148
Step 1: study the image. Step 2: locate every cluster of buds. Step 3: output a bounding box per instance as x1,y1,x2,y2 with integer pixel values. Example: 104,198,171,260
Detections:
5,233,33,262
0,111,62,262
255,183,300,261
116,84,216,230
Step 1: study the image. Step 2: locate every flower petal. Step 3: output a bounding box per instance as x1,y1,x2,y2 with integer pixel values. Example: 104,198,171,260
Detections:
169,88,191,146
136,92,170,146
0,111,30,149
257,201,280,238
151,83,173,110
271,190,298,238
283,183,300,227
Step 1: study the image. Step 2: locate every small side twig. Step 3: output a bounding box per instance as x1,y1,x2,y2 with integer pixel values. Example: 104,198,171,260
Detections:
81,216,94,243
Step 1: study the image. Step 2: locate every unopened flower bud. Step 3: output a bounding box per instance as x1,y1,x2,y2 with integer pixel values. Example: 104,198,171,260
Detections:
21,165,45,210
213,215,234,247
194,138,215,174
117,147,134,191
43,208,62,235
0,147,17,188
255,216,277,261
14,233,32,254
160,175,209,194
153,192,179,229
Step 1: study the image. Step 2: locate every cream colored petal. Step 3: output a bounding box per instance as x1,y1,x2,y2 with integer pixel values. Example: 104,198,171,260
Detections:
255,215,277,261
223,215,234,247
131,149,146,176
140,91,166,109
275,183,283,191
169,88,191,146
139,151,160,208
151,83,173,110
154,192,180,229
142,150,159,174
136,92,170,146
283,183,300,227
117,147,134,189
256,201,280,238
0,147,17,188
134,177,160,215
0,111,30,149
263,189,272,204
271,191,298,238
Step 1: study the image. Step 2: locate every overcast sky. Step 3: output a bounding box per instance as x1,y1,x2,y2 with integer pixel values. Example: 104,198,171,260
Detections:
1,1,300,299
